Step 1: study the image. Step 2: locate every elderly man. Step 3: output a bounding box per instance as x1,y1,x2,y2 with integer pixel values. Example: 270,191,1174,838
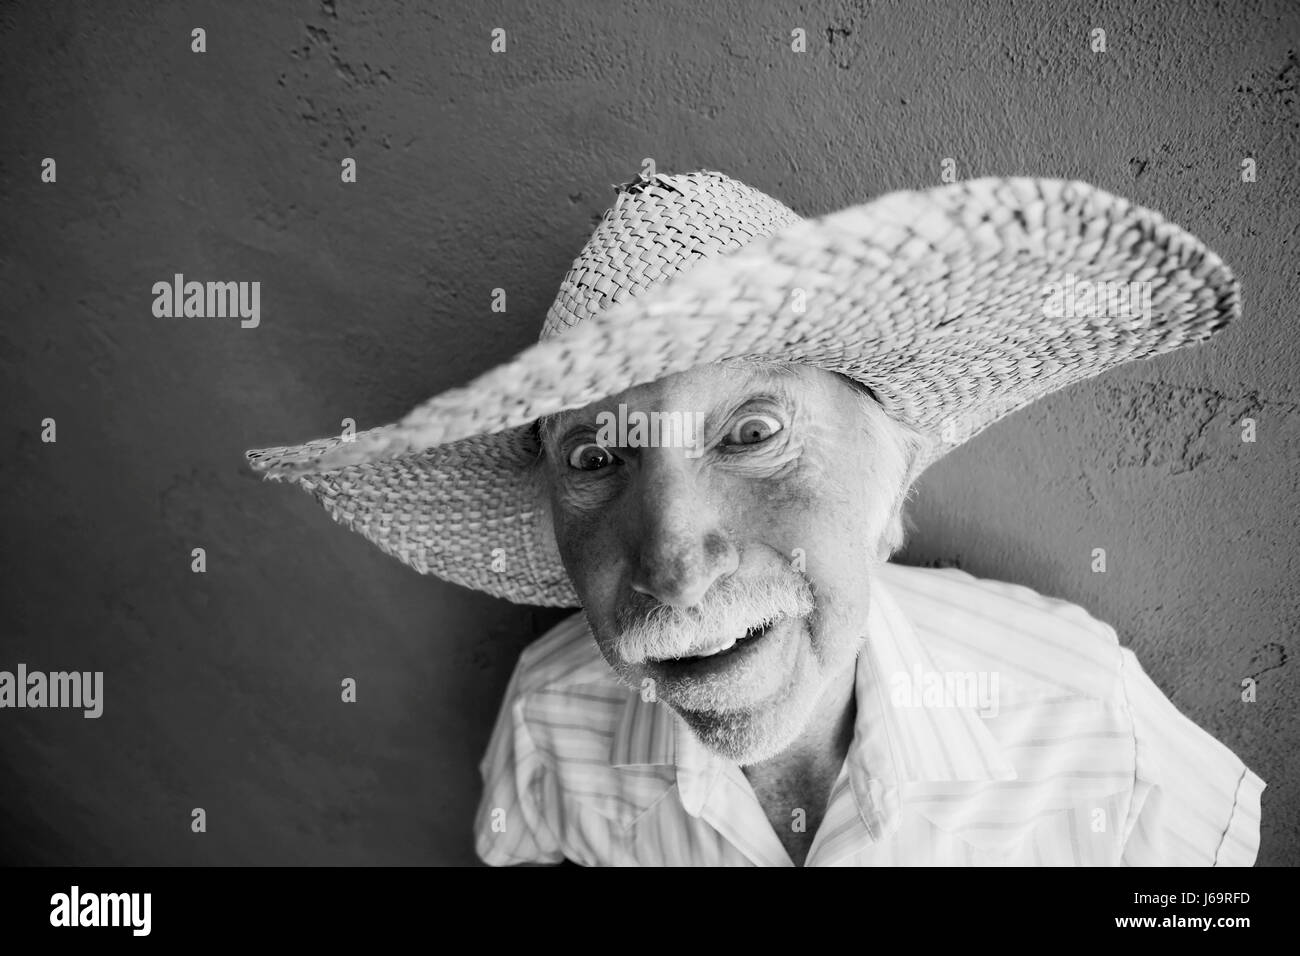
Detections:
247,170,1265,866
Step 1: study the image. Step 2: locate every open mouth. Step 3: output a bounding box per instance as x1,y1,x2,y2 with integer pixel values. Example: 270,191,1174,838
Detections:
655,618,777,664
641,614,803,705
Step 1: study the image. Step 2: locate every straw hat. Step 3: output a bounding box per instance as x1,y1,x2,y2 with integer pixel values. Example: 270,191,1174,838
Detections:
245,170,1239,607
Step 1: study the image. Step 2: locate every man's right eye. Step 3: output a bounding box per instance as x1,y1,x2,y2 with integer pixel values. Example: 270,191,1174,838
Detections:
566,443,617,471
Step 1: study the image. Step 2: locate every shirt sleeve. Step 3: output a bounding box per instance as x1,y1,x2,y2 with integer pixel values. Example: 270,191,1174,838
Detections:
1117,647,1265,866
473,657,566,866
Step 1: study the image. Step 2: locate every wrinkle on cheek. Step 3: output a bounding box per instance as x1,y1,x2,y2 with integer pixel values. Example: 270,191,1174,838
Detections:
767,400,843,495
754,429,839,505
740,449,824,521
736,448,870,562
763,438,806,478
551,469,622,514
544,467,620,591
799,412,871,511
721,441,804,484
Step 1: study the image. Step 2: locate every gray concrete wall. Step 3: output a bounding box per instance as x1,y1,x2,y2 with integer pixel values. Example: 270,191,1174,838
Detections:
1,0,1294,865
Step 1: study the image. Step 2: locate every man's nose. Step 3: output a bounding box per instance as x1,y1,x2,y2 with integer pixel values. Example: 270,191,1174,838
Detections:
627,459,739,608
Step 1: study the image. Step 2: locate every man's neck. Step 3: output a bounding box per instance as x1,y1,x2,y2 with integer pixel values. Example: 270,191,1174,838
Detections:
743,659,858,783
738,660,858,865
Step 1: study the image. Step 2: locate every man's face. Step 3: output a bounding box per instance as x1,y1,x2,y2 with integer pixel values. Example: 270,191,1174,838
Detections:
540,361,909,765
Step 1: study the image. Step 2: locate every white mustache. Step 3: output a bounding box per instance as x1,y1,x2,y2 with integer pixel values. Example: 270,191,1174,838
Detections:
614,574,815,665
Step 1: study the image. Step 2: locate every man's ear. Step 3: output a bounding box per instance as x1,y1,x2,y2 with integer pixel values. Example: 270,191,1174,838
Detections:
879,431,933,560
900,435,932,494
878,503,907,561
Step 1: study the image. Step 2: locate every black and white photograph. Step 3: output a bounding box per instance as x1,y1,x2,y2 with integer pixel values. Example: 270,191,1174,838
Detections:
1,0,1295,929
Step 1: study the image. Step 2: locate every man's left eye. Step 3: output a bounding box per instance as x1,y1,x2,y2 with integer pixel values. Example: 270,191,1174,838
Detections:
726,413,782,445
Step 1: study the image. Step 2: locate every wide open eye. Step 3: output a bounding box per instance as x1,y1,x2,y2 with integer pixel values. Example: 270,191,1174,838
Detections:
726,413,782,446
567,443,617,471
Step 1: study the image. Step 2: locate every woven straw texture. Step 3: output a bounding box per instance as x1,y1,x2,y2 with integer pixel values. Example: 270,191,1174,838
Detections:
246,170,1238,607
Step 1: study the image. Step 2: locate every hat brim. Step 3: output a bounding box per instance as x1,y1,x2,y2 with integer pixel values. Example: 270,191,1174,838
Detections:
246,177,1238,606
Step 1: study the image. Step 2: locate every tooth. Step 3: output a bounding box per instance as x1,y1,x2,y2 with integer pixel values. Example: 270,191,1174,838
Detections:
698,637,737,658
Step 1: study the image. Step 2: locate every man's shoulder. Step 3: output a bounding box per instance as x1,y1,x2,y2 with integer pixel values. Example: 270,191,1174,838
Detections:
877,563,1147,827
876,562,1124,700
494,613,655,806
876,561,1121,646
502,612,633,751
510,611,618,696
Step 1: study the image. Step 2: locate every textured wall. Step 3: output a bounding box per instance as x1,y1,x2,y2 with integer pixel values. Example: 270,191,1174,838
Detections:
1,0,1295,865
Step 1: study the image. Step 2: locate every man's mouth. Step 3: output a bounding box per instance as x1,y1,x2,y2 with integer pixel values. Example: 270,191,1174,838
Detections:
637,613,805,708
649,618,779,665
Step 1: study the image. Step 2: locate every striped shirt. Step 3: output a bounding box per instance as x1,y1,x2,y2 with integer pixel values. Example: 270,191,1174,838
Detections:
474,562,1265,866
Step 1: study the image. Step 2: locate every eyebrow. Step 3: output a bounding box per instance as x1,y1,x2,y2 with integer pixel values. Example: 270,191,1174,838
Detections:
536,410,569,450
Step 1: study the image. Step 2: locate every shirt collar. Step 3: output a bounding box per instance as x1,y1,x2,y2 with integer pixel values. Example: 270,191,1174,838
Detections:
851,569,1018,786
608,566,1018,835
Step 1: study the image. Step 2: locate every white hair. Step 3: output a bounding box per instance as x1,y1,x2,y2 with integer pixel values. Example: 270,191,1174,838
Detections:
847,380,931,558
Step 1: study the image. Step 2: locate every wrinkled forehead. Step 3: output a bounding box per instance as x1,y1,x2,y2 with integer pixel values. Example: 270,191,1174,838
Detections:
536,358,840,446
